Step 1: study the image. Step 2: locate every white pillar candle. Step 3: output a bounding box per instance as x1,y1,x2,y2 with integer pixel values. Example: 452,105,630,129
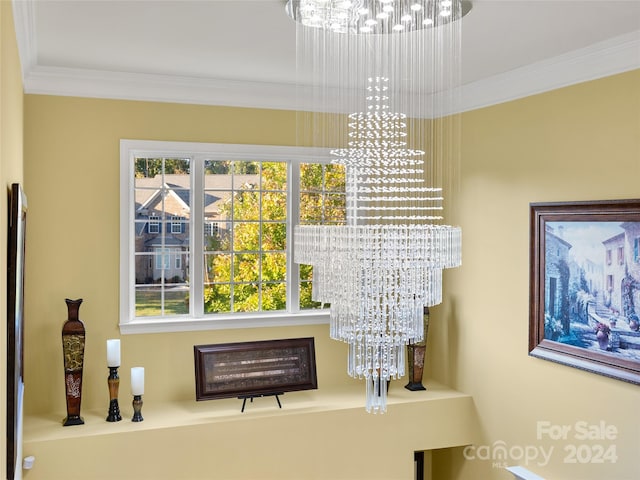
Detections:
131,367,145,395
106,339,121,367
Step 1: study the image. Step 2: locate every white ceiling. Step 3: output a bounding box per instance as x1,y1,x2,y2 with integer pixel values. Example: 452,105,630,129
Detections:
13,0,640,112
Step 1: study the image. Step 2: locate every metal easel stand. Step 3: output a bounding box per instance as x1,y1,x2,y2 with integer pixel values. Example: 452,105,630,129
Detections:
238,392,284,412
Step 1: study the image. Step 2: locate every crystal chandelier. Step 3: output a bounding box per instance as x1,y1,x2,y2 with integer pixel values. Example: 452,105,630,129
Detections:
288,0,466,413
286,0,471,34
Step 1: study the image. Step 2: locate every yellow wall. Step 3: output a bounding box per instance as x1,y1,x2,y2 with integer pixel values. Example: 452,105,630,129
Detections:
17,25,640,480
1,0,25,474
22,96,365,418
430,69,640,479
21,95,477,480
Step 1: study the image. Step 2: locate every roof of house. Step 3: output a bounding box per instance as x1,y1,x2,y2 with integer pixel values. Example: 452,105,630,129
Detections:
134,173,259,217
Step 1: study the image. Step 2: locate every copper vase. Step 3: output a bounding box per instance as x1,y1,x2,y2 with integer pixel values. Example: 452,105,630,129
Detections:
62,298,85,426
405,306,429,391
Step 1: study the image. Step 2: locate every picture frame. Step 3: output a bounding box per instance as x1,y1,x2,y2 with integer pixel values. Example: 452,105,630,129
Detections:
194,337,317,401
7,183,27,480
529,199,640,384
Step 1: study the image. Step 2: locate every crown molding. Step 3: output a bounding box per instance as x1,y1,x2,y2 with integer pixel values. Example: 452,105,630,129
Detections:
13,0,640,114
12,0,37,80
23,65,308,110
451,29,640,115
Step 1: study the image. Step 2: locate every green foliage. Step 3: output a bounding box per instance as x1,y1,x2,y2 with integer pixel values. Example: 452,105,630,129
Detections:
204,161,345,313
262,283,287,311
262,162,287,190
135,158,190,178
203,160,260,175
300,163,346,224
299,282,322,309
205,160,230,174
204,284,231,313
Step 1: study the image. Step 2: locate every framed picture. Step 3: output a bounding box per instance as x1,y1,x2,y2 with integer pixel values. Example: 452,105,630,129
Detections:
529,199,640,384
194,337,317,401
7,184,27,480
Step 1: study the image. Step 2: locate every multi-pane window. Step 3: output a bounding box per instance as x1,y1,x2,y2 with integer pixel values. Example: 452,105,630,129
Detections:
171,216,184,234
133,157,191,317
120,140,346,330
203,159,288,313
148,215,160,234
298,163,346,309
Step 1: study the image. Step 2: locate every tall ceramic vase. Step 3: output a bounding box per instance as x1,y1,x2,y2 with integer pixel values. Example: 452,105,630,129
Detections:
405,306,429,391
62,298,86,426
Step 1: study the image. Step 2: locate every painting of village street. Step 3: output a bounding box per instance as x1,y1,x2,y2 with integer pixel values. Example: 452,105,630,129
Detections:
545,221,640,361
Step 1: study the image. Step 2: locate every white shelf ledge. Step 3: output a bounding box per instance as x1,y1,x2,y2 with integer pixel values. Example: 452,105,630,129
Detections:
23,381,476,480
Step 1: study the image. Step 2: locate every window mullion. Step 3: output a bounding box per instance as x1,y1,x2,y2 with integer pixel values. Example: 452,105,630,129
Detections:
121,146,136,323
192,156,204,317
229,163,235,312
288,159,300,313
258,164,263,311
160,159,166,316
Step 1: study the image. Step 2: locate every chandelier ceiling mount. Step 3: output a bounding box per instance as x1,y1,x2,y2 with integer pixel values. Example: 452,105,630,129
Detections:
285,0,472,35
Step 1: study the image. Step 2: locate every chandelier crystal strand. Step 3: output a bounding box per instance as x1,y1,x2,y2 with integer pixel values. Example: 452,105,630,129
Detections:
291,0,463,413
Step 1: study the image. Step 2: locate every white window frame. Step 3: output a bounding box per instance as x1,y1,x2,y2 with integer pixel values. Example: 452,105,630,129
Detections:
170,216,183,234
120,139,334,334
148,215,160,234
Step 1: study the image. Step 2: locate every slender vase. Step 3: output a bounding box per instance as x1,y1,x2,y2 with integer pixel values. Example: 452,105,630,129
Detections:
405,307,429,391
62,298,86,426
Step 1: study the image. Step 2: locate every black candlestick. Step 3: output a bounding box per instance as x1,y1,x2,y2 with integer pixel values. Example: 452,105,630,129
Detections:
132,395,144,422
106,366,122,422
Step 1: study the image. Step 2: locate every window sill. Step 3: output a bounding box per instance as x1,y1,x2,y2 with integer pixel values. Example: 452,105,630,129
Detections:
119,309,330,334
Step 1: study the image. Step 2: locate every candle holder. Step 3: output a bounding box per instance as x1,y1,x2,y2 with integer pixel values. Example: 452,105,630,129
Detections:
132,395,144,422
106,366,122,422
